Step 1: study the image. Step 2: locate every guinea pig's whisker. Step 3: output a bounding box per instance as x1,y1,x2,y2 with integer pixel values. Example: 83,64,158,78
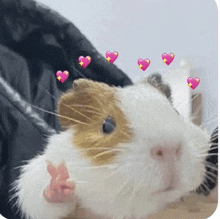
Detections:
105,163,133,181
208,145,218,150
91,96,108,114
70,104,101,114
37,81,61,101
210,138,218,143
129,181,137,202
120,129,132,138
210,130,218,136
205,161,218,169
69,164,118,171
211,132,218,138
204,173,217,183
133,183,137,199
200,146,218,153
205,161,218,166
204,164,218,171
203,180,211,193
62,104,94,121
37,83,96,120
198,183,209,195
34,83,102,118
198,153,218,157
199,149,211,153
74,108,101,116
28,103,89,125
74,147,123,153
116,144,131,151
110,179,130,204
211,131,218,136
91,149,124,160
135,179,142,189
192,191,205,202
205,171,218,179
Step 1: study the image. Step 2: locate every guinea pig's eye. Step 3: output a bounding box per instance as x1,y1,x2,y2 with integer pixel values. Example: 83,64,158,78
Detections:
102,117,116,134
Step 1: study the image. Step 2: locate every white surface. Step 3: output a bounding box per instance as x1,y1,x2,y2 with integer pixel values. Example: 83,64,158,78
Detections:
163,60,191,120
35,0,218,133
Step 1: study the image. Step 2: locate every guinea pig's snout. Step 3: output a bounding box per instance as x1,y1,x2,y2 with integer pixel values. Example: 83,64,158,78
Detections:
151,145,182,161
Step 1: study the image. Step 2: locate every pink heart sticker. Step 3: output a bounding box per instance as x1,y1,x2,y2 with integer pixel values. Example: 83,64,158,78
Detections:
137,58,151,71
162,53,175,65
187,77,200,90
79,56,92,68
106,51,119,64
56,71,69,83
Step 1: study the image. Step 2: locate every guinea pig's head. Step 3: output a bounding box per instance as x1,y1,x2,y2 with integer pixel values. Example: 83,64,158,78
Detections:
58,78,134,165
58,75,211,216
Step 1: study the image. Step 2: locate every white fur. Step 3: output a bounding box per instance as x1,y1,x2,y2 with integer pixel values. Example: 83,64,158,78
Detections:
13,82,211,219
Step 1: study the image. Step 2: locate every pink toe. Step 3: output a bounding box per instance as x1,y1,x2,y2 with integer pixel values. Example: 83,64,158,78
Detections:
64,189,74,195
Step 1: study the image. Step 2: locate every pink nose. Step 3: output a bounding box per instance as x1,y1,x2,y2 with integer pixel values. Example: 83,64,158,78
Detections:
151,146,181,161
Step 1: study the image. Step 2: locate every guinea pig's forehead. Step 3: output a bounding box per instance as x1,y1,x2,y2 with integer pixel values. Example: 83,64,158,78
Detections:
119,84,166,103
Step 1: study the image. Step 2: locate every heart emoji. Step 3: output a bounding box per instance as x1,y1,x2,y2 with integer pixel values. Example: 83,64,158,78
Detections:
137,58,151,71
106,51,118,64
162,53,175,65
56,71,69,83
187,77,200,90
79,56,91,68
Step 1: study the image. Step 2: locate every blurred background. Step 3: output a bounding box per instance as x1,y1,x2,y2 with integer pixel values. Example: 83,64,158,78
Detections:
36,0,218,133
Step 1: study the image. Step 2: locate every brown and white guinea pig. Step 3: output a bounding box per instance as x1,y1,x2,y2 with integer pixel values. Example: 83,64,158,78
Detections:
12,74,211,219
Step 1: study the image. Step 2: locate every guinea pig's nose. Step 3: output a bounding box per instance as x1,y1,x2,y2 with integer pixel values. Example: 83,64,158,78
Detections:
151,146,181,161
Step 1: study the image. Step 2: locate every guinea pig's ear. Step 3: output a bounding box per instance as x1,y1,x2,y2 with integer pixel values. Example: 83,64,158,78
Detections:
57,79,95,128
72,78,90,90
139,73,172,101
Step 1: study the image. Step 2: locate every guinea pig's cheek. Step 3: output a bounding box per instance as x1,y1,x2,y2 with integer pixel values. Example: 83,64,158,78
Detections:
72,133,133,165
86,148,119,165
179,140,207,191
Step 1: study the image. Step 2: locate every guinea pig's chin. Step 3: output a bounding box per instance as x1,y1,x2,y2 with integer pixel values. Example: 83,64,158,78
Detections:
151,184,189,198
150,189,184,207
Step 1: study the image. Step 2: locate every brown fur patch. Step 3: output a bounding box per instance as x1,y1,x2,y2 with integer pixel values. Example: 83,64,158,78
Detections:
58,79,133,165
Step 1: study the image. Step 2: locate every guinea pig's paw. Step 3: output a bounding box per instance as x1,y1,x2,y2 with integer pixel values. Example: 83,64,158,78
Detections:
44,181,75,203
44,161,75,202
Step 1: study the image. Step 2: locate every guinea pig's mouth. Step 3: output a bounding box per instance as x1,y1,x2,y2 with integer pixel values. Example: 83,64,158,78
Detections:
163,186,175,192
153,185,176,195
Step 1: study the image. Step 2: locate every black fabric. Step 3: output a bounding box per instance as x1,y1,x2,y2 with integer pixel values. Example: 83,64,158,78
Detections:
0,0,132,218
196,127,218,196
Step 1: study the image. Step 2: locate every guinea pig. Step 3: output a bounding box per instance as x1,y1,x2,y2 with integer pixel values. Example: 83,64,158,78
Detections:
11,74,211,219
